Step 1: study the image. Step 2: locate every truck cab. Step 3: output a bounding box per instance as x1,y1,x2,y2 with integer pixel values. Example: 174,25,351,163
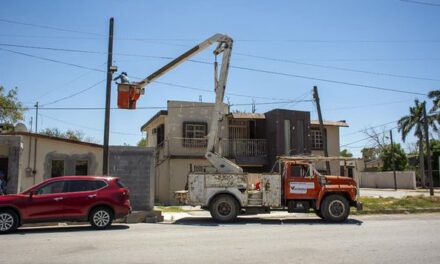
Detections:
283,160,362,222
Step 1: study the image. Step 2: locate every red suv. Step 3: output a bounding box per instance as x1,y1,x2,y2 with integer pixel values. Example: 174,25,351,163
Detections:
0,176,131,234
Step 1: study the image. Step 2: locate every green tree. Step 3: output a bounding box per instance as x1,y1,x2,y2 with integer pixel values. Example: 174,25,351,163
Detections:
380,143,408,171
0,86,25,125
137,138,147,147
398,99,436,187
361,147,378,161
340,149,353,157
40,128,95,143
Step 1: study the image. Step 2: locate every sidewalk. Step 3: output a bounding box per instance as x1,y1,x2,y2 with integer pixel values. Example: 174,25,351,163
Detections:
360,188,440,198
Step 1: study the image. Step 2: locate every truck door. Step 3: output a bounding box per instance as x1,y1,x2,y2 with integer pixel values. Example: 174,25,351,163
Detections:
285,163,319,200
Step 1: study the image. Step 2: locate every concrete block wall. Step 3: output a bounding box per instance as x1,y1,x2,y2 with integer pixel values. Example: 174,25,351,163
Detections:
109,146,155,211
358,171,416,189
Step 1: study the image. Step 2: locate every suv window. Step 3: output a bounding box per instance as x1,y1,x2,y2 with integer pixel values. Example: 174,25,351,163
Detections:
115,179,126,188
35,181,66,195
67,180,107,192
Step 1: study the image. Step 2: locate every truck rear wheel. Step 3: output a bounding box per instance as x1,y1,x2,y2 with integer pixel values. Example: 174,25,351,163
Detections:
321,194,350,222
209,194,239,223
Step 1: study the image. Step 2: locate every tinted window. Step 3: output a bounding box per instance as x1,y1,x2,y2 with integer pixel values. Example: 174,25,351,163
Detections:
35,181,66,195
67,180,107,192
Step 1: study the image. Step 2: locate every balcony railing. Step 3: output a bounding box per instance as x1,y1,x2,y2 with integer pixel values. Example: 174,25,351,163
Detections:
221,139,267,158
165,137,267,158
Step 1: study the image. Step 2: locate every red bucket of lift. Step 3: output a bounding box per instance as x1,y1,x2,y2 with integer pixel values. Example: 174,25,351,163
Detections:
117,83,143,109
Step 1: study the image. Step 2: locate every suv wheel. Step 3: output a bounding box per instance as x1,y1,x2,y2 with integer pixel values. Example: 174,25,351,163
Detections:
90,207,113,229
321,194,350,222
0,210,19,234
209,194,239,223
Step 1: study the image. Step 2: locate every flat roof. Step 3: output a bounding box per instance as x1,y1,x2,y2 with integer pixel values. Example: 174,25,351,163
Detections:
227,112,266,119
311,120,349,127
140,110,168,131
1,132,103,148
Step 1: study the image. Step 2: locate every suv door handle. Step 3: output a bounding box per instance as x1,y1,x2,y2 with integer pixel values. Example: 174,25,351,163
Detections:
88,194,97,198
54,197,63,201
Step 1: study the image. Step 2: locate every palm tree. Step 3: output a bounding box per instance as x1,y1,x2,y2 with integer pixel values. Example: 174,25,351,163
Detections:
428,90,440,113
398,99,436,188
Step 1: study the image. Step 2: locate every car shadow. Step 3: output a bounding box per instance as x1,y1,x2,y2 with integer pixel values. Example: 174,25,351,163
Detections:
13,224,130,235
173,217,363,226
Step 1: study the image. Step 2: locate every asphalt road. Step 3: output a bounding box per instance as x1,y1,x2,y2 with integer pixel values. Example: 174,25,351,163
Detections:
2,214,440,264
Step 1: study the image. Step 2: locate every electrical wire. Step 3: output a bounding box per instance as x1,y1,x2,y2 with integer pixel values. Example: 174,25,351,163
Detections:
235,52,440,82
4,43,439,82
40,113,141,136
340,126,398,147
400,0,440,7
40,79,106,106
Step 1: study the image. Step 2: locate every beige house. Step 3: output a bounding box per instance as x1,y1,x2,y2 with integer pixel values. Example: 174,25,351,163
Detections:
141,100,348,204
0,131,103,193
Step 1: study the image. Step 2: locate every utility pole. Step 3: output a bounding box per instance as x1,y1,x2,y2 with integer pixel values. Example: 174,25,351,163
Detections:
422,102,434,196
103,17,116,175
389,130,397,190
33,102,39,184
313,86,331,174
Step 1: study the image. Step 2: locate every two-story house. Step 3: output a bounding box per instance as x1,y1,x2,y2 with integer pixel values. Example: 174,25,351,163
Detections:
141,100,348,204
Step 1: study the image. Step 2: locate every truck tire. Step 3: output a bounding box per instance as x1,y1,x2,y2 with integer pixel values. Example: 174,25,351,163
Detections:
314,209,323,219
0,209,19,234
321,194,350,223
209,194,239,223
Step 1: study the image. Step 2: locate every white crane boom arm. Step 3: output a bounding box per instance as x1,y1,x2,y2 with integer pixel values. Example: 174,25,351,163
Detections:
135,33,242,173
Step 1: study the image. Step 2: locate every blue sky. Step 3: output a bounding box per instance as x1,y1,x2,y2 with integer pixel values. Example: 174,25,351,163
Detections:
0,0,439,156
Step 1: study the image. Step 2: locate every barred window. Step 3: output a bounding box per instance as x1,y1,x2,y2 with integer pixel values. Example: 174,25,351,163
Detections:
183,122,207,147
310,128,324,150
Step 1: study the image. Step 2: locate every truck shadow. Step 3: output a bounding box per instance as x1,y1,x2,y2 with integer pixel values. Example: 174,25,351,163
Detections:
12,224,130,235
173,217,363,226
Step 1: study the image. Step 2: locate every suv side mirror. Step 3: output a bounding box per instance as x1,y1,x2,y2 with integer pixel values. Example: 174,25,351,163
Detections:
29,191,34,198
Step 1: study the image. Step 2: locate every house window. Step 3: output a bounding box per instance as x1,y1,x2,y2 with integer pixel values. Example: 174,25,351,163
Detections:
51,160,65,178
75,160,88,175
183,122,207,147
310,128,325,150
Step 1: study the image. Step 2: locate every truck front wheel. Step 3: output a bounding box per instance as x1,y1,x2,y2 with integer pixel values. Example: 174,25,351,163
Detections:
209,194,239,223
321,194,350,222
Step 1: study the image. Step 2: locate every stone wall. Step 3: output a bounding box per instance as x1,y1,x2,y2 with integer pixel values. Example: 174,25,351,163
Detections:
109,146,155,211
358,171,416,189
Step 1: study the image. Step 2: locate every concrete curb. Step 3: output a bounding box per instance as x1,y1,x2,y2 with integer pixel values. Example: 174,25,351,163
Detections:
352,208,440,215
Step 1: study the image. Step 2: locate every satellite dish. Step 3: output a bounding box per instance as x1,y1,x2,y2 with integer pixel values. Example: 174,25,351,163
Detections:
14,123,28,132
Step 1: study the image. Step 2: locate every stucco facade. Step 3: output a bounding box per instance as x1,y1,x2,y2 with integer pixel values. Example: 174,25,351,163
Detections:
142,100,348,204
0,132,103,193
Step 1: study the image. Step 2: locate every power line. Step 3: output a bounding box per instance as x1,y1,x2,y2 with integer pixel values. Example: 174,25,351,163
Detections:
40,79,106,106
0,47,106,72
400,0,440,7
229,65,426,96
235,52,440,82
5,42,440,82
13,99,313,111
36,62,107,100
2,45,427,97
341,120,399,137
324,99,414,112
341,126,398,147
0,18,104,36
40,113,141,136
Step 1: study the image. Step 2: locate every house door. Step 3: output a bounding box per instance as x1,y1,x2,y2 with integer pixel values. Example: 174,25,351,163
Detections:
0,158,8,190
